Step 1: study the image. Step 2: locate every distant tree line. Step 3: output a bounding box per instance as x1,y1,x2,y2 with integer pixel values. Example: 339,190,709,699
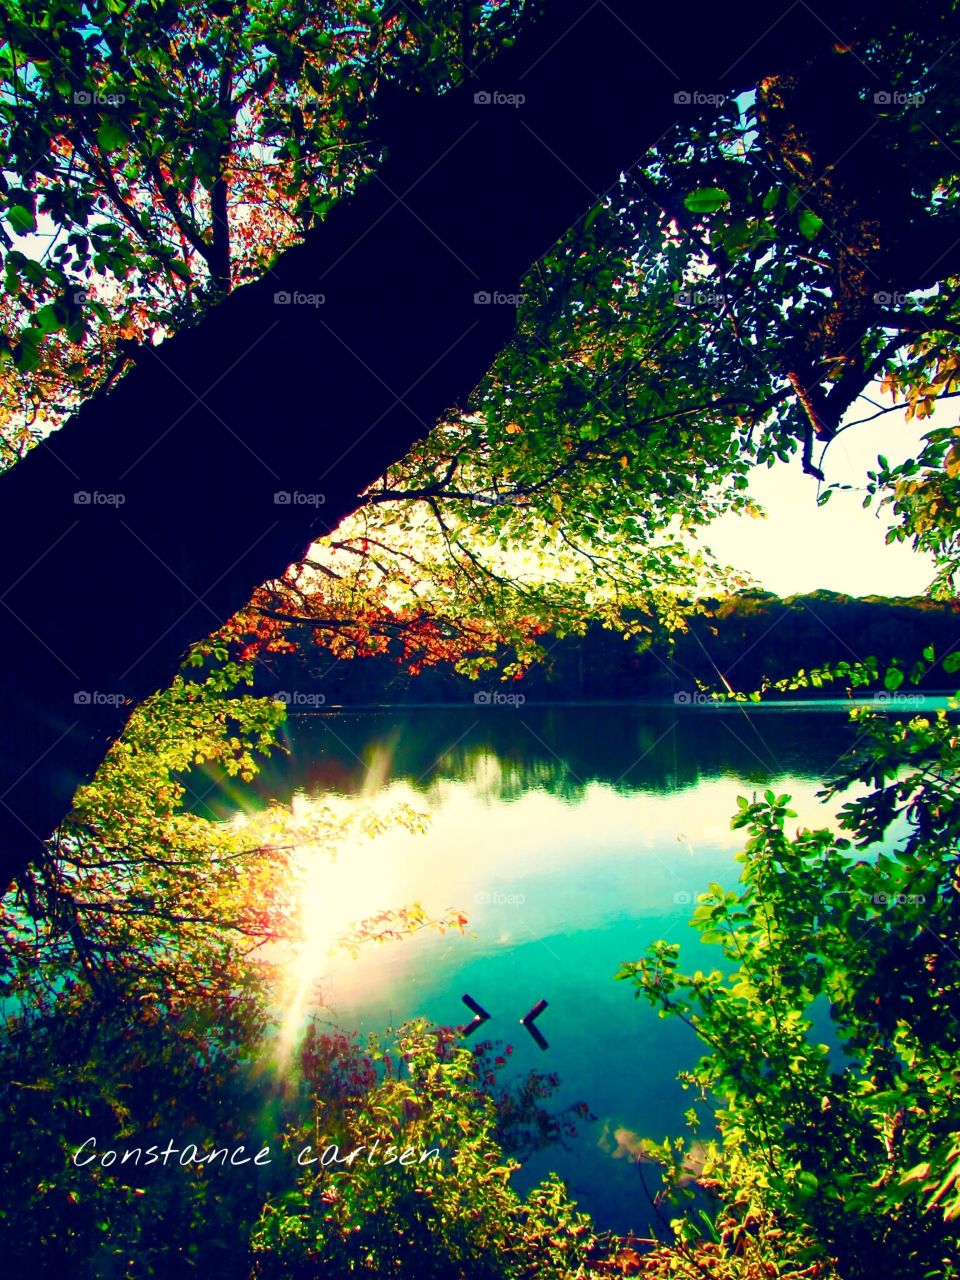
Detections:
253,591,960,704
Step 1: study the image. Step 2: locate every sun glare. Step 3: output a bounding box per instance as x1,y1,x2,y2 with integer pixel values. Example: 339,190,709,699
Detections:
267,781,425,1063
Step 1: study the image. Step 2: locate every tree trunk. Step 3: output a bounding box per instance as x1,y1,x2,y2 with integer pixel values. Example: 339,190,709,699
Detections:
0,0,862,890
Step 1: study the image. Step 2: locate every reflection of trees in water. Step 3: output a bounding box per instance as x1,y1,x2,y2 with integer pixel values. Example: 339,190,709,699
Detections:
436,749,583,805
189,707,864,818
301,1024,596,1166
222,707,861,812
471,1038,596,1163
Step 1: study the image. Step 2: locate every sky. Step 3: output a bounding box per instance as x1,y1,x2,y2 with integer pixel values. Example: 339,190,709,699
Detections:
704,395,938,598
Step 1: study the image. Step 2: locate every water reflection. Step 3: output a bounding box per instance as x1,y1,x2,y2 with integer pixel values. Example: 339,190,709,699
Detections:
196,703,877,817
202,704,919,1232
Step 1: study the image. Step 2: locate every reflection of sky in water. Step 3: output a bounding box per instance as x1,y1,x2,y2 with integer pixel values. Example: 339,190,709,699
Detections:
264,739,888,1232
214,705,929,1233
298,769,856,1005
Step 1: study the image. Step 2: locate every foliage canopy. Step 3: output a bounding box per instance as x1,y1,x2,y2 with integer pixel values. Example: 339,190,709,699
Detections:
2,2,960,1278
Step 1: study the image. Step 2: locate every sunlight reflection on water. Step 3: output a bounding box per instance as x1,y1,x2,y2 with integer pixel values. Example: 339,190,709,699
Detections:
224,704,915,1230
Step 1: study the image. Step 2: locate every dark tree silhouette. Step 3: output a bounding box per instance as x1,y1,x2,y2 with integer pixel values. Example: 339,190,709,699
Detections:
0,0,865,889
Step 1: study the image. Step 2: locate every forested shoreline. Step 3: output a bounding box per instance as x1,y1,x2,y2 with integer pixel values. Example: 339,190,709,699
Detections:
254,591,960,704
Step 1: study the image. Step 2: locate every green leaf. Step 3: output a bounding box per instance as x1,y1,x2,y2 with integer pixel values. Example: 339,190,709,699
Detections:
13,326,43,371
797,208,824,240
697,1208,721,1242
31,304,63,336
683,188,730,214
7,204,35,235
97,121,130,153
943,652,960,674
884,666,904,691
582,202,604,234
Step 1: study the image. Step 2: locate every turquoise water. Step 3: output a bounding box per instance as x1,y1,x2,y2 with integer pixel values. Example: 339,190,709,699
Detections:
199,702,943,1232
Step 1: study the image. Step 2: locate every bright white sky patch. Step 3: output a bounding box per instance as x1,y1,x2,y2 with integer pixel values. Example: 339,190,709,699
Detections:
706,397,939,597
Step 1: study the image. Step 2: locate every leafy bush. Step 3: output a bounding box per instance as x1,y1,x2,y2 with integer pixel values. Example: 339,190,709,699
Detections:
618,704,960,1279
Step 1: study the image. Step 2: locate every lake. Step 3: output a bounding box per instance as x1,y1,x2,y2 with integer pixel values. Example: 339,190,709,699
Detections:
200,700,942,1234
